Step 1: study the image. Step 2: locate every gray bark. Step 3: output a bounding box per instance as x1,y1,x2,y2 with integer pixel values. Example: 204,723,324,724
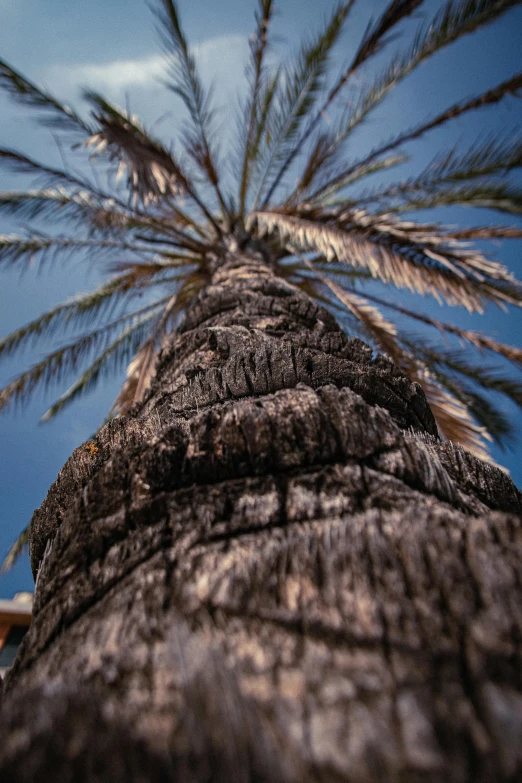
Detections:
1,252,521,782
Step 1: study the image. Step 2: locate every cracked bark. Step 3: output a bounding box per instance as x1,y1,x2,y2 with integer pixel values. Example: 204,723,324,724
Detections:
1,252,521,782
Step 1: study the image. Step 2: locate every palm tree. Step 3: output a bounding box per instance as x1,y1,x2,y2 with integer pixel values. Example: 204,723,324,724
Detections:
0,1,522,780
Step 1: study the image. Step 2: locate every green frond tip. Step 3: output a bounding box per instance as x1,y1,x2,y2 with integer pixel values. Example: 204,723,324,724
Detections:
0,232,147,267
1,525,30,573
0,307,162,417
275,0,423,204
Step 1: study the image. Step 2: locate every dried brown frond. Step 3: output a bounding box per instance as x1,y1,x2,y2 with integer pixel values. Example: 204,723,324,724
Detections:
112,339,159,415
85,103,189,207
443,225,522,240
359,289,522,365
251,210,520,312
414,367,494,463
112,289,182,414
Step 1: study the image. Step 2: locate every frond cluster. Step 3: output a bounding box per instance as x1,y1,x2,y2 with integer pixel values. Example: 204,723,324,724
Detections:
1,0,522,475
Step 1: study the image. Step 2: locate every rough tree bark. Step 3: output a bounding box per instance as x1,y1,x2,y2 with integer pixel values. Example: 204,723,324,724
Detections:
1,249,521,782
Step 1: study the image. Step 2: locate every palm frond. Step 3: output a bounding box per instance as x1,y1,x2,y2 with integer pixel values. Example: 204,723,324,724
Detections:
111,339,160,416
0,57,92,134
419,134,522,185
273,0,424,202
389,181,522,216
0,306,164,416
297,251,405,365
428,349,522,406
0,261,187,359
307,0,520,193
294,245,501,460
429,368,515,448
256,1,356,208
313,154,408,203
358,289,522,366
237,0,275,218
251,210,522,311
155,0,228,220
0,148,109,196
84,92,195,206
0,188,209,252
349,0,426,73
308,73,522,202
111,290,180,414
1,525,29,573
0,232,152,268
415,368,493,461
39,315,158,421
405,337,522,434
443,225,522,240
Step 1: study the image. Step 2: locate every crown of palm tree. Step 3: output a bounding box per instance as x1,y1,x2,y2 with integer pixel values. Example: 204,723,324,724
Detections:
1,0,522,485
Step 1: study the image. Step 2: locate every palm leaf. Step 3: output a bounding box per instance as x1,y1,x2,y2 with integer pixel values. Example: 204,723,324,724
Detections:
237,0,275,217
256,0,356,208
39,315,159,421
155,0,228,220
427,349,522,406
251,210,522,311
272,0,424,203
297,252,406,365
443,225,522,239
390,181,522,216
1,525,29,573
111,339,160,416
414,367,493,461
0,57,92,134
0,148,112,197
306,0,521,199
84,92,192,207
307,72,522,201
296,245,499,460
358,289,522,365
0,307,164,415
0,233,154,268
111,290,180,414
0,263,186,359
0,188,209,252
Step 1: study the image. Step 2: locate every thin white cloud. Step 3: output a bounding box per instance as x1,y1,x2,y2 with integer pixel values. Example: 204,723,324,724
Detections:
72,55,166,91
44,34,248,99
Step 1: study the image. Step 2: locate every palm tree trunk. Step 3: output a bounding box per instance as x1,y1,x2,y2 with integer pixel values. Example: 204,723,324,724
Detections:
1,249,521,782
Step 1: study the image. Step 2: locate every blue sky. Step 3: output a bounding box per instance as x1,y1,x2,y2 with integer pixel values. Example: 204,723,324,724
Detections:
1,0,521,597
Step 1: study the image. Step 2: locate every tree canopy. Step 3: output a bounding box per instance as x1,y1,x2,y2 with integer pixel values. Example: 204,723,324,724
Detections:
1,0,522,477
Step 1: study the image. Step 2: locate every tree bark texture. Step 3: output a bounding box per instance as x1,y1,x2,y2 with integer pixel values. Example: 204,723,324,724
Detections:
1,252,521,782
